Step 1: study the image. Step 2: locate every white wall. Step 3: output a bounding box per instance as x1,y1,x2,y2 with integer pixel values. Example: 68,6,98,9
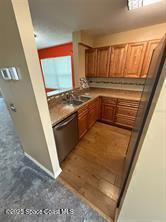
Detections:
72,31,94,85
94,23,166,47
118,64,166,222
0,0,61,177
72,31,82,87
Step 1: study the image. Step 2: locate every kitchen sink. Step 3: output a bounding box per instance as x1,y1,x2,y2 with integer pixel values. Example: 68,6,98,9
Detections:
63,95,92,106
70,100,84,105
63,99,84,106
79,95,91,101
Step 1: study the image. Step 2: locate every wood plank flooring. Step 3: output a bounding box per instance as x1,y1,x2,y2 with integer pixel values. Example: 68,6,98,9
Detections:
58,122,131,222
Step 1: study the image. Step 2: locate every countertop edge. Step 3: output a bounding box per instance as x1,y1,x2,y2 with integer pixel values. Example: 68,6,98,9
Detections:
50,90,142,127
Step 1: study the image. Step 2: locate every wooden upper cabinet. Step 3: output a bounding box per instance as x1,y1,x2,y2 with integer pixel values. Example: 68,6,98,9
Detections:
109,44,128,77
85,39,159,79
124,41,147,78
85,48,97,77
96,47,111,77
141,39,160,78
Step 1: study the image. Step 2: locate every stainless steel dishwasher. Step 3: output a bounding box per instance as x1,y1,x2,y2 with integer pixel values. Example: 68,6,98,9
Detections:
53,112,78,163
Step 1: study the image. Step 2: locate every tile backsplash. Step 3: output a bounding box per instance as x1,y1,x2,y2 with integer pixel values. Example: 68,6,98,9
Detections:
87,77,145,91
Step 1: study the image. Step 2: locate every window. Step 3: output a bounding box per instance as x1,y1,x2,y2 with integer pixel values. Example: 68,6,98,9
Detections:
41,56,72,89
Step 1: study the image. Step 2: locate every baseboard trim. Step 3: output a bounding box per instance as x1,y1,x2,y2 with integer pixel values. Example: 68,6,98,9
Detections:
24,152,62,179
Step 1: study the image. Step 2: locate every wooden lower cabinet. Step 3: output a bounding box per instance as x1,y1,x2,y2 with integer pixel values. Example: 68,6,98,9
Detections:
78,113,89,139
117,98,140,109
78,96,139,139
78,104,89,139
88,106,97,129
94,97,101,121
78,98,101,139
115,114,136,128
115,99,139,128
101,103,116,124
101,97,117,124
116,106,138,117
101,97,139,129
88,98,100,128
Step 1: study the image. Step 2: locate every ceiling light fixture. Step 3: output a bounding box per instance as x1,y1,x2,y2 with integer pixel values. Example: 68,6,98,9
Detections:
128,0,162,10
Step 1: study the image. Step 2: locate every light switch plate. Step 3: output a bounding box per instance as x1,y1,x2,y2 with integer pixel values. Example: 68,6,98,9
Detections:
9,67,20,80
1,68,12,80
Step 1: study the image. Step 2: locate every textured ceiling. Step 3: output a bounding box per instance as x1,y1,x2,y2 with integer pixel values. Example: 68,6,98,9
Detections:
28,0,166,49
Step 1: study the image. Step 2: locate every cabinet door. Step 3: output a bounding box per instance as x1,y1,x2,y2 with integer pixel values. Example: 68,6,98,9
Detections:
78,104,89,139
96,47,111,77
95,97,101,120
88,107,96,128
124,42,147,78
141,39,160,78
78,112,88,139
101,103,116,124
85,49,97,77
109,44,128,77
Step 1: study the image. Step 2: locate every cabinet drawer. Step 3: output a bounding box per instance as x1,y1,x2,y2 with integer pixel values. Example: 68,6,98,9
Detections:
117,99,139,108
115,114,136,128
102,97,117,105
88,99,96,109
78,109,88,119
116,106,138,117
78,104,89,116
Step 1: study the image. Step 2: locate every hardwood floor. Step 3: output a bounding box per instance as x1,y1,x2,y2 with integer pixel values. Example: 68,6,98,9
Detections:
58,122,131,222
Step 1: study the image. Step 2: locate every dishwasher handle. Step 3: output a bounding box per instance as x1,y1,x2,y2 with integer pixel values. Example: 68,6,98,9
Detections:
54,113,77,130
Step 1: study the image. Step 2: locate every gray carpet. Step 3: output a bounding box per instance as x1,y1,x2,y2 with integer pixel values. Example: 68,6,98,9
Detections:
0,98,106,222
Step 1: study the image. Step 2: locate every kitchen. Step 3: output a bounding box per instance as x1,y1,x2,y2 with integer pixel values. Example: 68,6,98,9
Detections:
34,12,166,220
